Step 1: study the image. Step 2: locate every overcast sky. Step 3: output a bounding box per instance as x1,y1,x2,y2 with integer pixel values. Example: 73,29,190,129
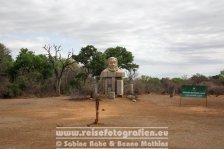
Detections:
1,0,224,78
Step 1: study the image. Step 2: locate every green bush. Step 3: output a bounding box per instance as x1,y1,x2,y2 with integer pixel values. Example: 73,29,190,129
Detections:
2,84,22,98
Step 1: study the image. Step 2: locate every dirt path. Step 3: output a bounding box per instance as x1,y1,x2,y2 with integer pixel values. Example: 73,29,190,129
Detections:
0,95,224,149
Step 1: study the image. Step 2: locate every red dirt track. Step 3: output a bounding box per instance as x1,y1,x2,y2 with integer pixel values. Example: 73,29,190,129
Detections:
0,94,224,149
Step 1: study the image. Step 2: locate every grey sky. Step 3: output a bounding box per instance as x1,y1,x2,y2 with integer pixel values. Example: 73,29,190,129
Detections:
0,0,224,78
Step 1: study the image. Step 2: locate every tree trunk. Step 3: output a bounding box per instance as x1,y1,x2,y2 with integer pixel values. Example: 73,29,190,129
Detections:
56,77,61,96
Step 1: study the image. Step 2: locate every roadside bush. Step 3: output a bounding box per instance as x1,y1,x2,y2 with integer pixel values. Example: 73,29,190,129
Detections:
133,79,145,95
70,77,94,99
15,76,29,90
2,84,22,98
209,86,224,97
0,75,10,98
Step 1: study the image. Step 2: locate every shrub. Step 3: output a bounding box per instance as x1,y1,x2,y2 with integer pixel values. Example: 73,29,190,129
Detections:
209,86,224,97
133,79,146,95
2,83,22,98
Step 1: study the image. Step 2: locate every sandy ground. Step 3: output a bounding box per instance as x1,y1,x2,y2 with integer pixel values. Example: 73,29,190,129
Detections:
0,94,224,149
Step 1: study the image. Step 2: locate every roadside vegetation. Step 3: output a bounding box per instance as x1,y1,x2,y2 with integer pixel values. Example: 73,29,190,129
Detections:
0,42,223,98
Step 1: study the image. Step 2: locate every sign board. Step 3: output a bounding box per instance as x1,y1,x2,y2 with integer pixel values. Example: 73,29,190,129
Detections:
181,85,207,98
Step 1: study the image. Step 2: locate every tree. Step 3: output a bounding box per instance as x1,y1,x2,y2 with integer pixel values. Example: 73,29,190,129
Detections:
73,45,106,80
10,48,53,80
43,44,75,95
91,51,106,77
104,46,139,72
0,43,13,74
10,48,36,79
2,48,54,98
0,43,13,98
161,78,176,96
126,69,139,82
190,73,208,85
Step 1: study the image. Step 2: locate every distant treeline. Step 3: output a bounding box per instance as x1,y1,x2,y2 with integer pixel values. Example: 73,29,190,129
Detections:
130,73,224,97
0,43,223,98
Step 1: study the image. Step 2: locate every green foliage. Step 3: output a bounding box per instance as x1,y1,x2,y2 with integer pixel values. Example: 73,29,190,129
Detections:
0,43,14,98
104,46,139,72
140,75,151,83
16,76,29,90
73,45,139,80
140,75,161,93
150,77,161,86
2,84,22,98
91,52,106,77
4,43,224,98
220,70,224,76
5,48,54,97
73,45,97,67
0,43,13,74
141,75,160,85
219,75,224,82
171,77,187,86
218,71,224,85
11,48,53,81
73,45,106,77
69,79,81,90
34,54,53,79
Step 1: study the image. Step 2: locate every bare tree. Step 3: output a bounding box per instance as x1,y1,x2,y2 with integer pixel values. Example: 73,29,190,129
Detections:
126,69,138,83
43,44,75,95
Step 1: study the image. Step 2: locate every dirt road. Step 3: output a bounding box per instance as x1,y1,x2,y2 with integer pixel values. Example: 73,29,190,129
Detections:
0,94,224,149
